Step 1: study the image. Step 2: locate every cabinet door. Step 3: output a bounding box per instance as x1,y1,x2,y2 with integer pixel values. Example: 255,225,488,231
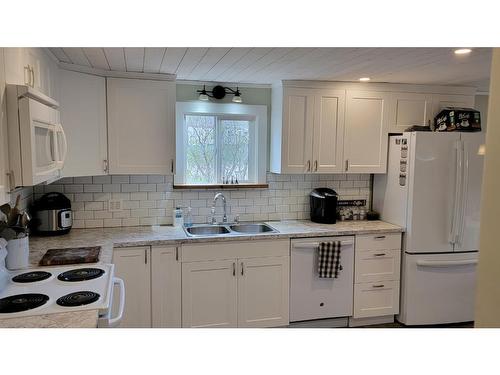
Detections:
60,70,108,177
112,247,151,328
237,256,289,328
107,78,176,174
281,88,314,173
311,89,345,173
353,280,399,318
0,48,10,204
3,48,30,87
389,92,433,133
182,260,237,328
151,246,181,328
344,90,391,173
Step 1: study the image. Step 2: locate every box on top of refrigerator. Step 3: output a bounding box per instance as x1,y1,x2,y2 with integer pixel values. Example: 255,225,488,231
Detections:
433,107,481,132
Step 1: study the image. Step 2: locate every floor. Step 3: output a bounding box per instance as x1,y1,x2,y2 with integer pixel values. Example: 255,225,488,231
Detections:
365,321,474,328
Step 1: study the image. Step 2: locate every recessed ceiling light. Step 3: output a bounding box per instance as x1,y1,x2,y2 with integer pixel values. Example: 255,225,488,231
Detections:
454,48,472,55
359,77,370,82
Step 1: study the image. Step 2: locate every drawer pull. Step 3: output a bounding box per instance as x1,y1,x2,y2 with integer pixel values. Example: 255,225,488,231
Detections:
374,236,386,240
373,253,386,257
372,284,385,288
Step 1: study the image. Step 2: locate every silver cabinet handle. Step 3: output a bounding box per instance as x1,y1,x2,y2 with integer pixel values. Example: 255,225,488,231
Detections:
373,253,386,257
372,284,385,288
144,249,148,264
232,262,236,276
175,247,179,261
24,65,31,86
306,160,311,172
241,262,244,276
171,159,174,173
103,159,108,173
345,159,349,172
314,160,318,172
6,171,15,190
374,235,386,240
30,66,35,88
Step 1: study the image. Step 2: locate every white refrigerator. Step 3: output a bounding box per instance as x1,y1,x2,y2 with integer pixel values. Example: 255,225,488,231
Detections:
373,132,484,325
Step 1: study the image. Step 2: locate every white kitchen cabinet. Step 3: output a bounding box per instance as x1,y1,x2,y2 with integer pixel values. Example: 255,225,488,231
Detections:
112,246,151,328
237,256,289,327
270,86,345,174
351,232,402,324
0,48,10,204
182,259,238,328
4,48,58,99
60,70,108,177
389,92,434,133
107,78,176,175
181,239,289,328
151,246,181,328
344,90,391,173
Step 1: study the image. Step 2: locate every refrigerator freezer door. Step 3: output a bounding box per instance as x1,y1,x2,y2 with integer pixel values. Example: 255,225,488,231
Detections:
405,132,460,253
398,252,478,325
454,133,485,252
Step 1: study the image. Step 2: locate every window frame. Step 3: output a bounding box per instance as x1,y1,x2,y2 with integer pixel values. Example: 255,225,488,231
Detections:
175,102,267,186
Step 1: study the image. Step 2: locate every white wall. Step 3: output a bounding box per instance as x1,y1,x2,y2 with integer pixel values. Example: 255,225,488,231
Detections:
474,48,500,327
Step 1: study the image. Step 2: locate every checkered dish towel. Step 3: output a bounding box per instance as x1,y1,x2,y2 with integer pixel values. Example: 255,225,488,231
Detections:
317,241,342,278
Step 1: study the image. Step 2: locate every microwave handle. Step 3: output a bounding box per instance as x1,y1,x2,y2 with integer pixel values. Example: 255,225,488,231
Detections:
107,277,125,327
56,124,68,166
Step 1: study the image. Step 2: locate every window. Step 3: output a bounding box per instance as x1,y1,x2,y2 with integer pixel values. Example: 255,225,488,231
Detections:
176,102,267,186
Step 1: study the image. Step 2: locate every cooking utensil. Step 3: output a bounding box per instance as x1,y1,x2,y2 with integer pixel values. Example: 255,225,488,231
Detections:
8,195,21,227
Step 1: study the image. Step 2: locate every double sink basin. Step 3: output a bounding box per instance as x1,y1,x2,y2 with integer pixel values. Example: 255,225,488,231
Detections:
184,223,278,237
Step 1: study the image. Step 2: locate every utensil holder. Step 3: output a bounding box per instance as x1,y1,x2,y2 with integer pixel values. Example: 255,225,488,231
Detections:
6,236,29,270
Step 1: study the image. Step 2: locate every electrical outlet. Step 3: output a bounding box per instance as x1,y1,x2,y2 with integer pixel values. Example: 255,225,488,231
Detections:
108,199,123,212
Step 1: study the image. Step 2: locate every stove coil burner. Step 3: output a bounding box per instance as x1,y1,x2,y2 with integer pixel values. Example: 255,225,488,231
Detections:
12,271,52,283
56,291,100,307
57,268,105,282
0,293,49,313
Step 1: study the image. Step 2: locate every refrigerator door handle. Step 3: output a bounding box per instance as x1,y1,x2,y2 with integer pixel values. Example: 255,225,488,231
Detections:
416,259,478,268
457,141,469,247
449,141,462,245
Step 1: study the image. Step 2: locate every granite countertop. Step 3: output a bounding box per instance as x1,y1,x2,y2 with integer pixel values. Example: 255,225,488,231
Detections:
3,219,403,328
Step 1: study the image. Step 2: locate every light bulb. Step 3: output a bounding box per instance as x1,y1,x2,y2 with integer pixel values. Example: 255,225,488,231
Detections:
199,93,209,101
454,48,472,55
232,94,242,103
359,77,370,82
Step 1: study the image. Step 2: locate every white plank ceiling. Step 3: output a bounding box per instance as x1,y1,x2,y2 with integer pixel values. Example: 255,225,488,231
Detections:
49,47,492,90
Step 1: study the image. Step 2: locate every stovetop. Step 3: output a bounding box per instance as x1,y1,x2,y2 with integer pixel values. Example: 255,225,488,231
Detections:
0,263,114,318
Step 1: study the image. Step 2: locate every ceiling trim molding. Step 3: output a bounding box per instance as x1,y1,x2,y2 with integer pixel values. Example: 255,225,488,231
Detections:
57,61,176,81
176,79,272,89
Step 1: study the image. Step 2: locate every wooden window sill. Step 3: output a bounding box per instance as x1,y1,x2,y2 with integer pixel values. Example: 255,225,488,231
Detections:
173,183,269,190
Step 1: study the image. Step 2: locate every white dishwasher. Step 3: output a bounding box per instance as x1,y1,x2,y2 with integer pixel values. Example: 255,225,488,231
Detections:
290,236,354,322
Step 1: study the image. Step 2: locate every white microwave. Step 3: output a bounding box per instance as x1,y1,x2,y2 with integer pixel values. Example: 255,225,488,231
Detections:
6,85,67,187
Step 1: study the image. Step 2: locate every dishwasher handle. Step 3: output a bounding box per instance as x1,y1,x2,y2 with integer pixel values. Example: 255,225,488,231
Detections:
293,241,353,250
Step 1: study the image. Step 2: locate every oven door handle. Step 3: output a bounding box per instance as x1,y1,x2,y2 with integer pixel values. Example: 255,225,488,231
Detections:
108,277,125,327
293,241,353,250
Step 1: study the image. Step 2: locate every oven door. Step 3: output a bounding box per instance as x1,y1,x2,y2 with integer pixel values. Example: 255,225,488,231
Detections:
98,277,125,328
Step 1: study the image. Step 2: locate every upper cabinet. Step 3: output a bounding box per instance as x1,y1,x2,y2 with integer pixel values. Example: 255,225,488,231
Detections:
4,48,59,100
60,70,108,177
344,90,390,174
107,78,176,175
430,94,475,118
0,48,10,204
389,92,434,133
271,86,346,174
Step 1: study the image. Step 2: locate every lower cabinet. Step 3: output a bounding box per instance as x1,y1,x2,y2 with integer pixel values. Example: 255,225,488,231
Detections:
352,233,402,322
112,246,152,328
181,240,289,328
112,245,181,328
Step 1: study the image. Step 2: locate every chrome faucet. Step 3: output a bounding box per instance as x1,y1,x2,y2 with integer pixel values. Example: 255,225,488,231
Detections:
212,193,228,224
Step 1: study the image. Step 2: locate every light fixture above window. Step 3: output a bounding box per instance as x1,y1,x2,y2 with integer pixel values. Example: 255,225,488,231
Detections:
197,85,243,103
454,48,472,55
359,77,371,82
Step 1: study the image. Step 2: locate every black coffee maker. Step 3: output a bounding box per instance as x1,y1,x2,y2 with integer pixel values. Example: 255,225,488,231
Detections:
310,188,338,224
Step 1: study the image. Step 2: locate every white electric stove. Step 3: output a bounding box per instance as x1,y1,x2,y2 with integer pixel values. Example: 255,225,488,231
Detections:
0,263,125,327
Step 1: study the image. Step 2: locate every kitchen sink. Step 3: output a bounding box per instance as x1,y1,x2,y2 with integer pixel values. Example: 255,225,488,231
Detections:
185,225,230,236
183,223,278,237
229,223,276,234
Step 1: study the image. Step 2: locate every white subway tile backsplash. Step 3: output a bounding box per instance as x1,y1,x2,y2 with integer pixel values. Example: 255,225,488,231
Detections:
40,173,370,228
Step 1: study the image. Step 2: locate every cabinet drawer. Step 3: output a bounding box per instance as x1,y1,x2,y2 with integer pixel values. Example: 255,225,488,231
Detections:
355,249,401,283
353,280,399,318
356,233,401,251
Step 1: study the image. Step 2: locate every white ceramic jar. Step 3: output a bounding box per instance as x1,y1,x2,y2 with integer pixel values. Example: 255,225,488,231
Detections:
6,236,30,270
